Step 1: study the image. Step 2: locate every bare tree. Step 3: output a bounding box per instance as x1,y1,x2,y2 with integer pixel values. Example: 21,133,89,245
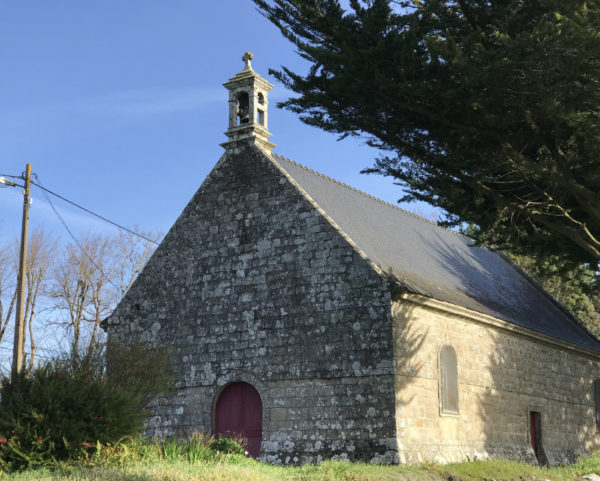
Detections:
50,228,159,371
0,242,16,347
112,227,161,300
51,234,112,371
0,226,159,374
0,229,56,374
23,230,56,374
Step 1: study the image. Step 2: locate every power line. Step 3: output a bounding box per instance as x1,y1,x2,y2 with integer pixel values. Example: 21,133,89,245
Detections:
0,335,68,355
0,344,55,360
33,174,119,290
0,173,22,181
31,176,160,245
2,172,160,246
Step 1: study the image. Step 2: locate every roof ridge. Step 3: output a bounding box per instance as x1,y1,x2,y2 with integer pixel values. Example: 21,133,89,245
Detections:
272,153,469,241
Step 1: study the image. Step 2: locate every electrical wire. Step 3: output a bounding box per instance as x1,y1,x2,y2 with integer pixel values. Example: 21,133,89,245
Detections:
30,177,160,246
33,174,119,290
2,171,160,246
0,341,77,354
0,336,106,358
26,345,64,355
0,173,22,181
1,171,130,367
0,344,54,360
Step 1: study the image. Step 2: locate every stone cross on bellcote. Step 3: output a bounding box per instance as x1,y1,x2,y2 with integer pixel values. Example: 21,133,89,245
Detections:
221,52,276,154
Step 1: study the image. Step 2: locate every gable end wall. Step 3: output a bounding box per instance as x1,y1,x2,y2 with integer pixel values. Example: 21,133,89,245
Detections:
107,143,397,464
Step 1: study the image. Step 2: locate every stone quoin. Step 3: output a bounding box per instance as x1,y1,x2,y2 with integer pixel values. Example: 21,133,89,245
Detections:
103,53,600,465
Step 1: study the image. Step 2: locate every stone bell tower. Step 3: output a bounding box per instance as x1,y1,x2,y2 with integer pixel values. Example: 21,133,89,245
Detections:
221,52,276,154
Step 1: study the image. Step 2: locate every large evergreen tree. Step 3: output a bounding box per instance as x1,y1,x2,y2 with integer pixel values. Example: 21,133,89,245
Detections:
253,0,600,267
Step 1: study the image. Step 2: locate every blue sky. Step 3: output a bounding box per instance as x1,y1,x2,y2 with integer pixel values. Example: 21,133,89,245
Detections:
0,1,433,246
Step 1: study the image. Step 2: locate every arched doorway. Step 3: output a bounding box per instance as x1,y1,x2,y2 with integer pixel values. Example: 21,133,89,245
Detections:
215,382,263,458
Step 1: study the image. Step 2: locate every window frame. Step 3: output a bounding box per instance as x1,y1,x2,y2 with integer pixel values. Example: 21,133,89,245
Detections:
439,344,459,416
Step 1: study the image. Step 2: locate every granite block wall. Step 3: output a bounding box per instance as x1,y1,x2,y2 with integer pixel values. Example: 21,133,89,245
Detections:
392,296,600,465
106,142,397,463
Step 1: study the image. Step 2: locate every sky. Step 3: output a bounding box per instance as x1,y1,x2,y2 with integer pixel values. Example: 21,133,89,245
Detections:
0,1,435,248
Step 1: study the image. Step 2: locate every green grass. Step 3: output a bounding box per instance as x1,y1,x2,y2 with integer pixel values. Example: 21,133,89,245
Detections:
432,454,600,481
1,439,599,481
0,460,437,481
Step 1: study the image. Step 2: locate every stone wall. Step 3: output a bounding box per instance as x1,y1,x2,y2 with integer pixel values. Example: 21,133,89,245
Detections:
106,142,397,464
392,294,600,465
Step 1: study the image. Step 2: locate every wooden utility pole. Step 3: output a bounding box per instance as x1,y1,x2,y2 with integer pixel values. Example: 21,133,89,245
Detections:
12,163,31,379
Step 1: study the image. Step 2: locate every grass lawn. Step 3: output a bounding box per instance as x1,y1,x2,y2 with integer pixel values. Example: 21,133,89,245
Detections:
2,454,600,481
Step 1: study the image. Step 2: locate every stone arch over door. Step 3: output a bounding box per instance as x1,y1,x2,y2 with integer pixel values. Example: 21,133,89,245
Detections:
214,381,263,458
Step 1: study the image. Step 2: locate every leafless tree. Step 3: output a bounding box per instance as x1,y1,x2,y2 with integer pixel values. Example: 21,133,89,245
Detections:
50,228,159,371
51,234,112,371
0,242,16,347
0,229,56,374
23,230,56,374
112,228,161,300
0,226,159,374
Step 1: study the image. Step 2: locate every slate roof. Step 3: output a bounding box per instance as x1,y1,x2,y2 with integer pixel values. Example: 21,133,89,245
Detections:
271,153,600,352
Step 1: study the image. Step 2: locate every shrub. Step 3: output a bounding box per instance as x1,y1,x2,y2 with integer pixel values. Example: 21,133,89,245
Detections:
0,363,145,472
0,340,173,473
105,341,173,411
210,436,246,455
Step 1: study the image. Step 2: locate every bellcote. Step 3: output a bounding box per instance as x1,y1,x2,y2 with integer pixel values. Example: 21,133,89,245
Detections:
221,52,276,154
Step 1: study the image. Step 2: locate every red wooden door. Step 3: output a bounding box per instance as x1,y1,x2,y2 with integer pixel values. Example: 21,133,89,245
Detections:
215,382,263,458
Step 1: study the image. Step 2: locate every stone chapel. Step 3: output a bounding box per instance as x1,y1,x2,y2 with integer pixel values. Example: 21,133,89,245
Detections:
104,53,600,465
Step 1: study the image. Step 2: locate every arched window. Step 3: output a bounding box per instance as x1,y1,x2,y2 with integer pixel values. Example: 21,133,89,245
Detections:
440,345,459,414
256,92,265,126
